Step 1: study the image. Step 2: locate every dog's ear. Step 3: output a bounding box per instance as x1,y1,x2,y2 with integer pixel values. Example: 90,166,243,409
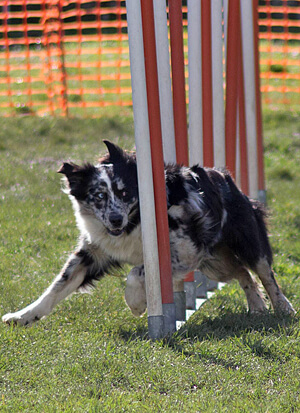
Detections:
57,162,81,177
103,140,127,164
57,162,96,200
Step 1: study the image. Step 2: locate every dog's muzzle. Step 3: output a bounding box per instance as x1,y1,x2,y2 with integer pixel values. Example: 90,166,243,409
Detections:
107,212,125,236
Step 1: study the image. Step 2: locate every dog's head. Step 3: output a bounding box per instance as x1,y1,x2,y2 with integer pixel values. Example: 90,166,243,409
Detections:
58,141,139,237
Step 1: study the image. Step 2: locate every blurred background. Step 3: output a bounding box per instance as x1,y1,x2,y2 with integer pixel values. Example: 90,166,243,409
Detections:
0,0,299,117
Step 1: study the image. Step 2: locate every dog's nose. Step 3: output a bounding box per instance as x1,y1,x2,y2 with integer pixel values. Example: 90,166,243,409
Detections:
109,212,123,228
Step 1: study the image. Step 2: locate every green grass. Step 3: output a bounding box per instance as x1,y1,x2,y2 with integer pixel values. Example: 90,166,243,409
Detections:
0,110,300,412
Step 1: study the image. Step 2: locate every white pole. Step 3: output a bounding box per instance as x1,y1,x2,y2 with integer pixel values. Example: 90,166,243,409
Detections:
240,0,258,199
223,0,228,52
211,0,225,167
188,0,203,166
153,0,176,164
126,0,163,337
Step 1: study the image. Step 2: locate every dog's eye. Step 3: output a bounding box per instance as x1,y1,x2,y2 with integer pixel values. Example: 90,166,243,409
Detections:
98,192,105,199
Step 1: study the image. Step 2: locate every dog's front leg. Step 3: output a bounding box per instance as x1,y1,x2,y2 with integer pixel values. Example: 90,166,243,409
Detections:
2,250,96,326
125,265,147,317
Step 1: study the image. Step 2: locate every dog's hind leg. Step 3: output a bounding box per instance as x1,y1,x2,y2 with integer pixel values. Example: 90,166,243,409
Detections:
201,245,267,313
125,265,147,317
254,257,295,315
2,249,105,326
236,267,267,313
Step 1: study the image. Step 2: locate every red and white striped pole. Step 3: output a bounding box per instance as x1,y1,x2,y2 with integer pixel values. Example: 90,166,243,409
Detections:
211,0,225,168
241,0,259,199
252,0,266,204
127,0,176,339
189,0,225,166
224,0,265,201
140,0,176,336
188,0,202,166
201,0,214,168
169,0,194,318
126,0,265,338
188,1,224,295
126,0,163,339
153,0,176,164
169,0,189,165
225,0,240,180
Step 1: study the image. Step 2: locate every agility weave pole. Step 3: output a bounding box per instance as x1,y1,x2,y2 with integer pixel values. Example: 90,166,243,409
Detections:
126,0,176,339
126,0,265,339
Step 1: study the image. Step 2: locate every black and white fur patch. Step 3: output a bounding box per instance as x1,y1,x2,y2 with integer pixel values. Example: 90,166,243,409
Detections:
2,140,295,325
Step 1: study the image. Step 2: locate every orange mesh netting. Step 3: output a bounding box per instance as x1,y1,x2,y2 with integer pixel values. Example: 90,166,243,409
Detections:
0,0,131,116
258,0,300,107
0,0,299,116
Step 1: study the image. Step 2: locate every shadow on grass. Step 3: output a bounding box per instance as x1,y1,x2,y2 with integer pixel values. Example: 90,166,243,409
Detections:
118,324,149,342
177,311,298,342
117,309,298,347
166,311,299,365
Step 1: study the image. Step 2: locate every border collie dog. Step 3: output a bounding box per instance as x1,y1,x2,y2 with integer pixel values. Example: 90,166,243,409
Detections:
2,140,295,326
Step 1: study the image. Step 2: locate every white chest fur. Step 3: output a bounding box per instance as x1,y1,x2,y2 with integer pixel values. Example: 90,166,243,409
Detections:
75,205,143,265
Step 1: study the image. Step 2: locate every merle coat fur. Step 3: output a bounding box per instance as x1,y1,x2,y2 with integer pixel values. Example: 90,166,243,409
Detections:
2,141,294,325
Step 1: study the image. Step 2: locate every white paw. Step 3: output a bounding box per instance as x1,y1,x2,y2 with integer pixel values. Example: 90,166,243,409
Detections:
2,310,41,326
125,267,147,317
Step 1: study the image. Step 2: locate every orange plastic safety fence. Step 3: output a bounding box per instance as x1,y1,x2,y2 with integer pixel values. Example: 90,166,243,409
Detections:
258,0,300,107
0,0,299,116
0,0,131,116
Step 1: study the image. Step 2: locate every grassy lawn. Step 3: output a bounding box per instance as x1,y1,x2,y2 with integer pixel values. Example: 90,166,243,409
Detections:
0,109,300,412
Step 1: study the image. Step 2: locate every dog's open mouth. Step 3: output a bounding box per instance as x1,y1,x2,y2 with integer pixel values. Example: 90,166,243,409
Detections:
107,228,125,237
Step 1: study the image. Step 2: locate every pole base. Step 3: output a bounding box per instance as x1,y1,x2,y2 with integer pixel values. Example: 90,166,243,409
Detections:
174,291,186,321
258,189,267,205
163,303,176,336
195,270,207,298
184,281,196,310
147,315,164,340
